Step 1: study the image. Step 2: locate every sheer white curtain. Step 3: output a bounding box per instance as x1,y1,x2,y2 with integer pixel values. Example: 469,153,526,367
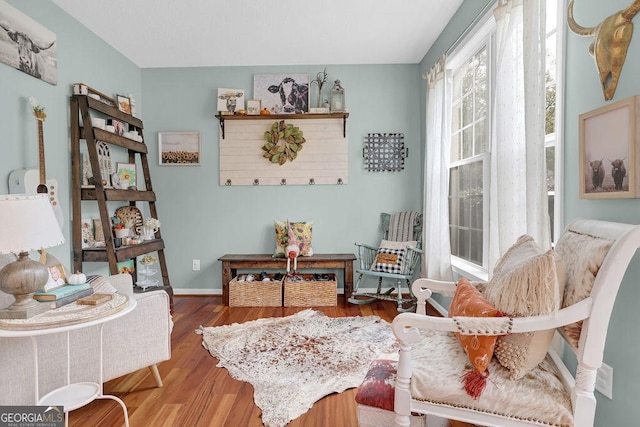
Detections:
489,0,550,271
422,55,453,281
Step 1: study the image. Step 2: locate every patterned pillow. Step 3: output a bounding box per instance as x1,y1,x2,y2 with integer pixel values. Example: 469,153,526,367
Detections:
86,275,119,294
555,230,612,348
370,240,417,274
354,358,397,411
449,278,503,375
273,220,313,257
483,235,564,380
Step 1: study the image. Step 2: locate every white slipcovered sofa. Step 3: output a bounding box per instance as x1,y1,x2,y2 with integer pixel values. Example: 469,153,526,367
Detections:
0,254,172,405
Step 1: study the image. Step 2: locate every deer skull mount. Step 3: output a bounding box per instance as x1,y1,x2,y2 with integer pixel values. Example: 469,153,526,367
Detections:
567,0,640,101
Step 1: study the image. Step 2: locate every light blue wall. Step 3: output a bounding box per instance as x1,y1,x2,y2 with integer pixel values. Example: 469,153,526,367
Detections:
0,0,141,265
420,0,640,424
141,65,422,292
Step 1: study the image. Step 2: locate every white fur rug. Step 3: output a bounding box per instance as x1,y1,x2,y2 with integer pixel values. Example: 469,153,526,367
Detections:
196,309,396,427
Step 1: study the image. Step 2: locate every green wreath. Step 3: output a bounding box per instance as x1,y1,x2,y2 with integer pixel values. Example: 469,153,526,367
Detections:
262,120,306,165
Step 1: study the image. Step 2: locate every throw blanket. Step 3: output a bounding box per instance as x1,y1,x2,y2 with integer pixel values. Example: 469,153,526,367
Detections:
196,309,396,427
388,211,418,242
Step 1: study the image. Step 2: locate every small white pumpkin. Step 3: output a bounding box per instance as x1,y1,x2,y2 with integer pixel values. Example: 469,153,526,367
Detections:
68,271,87,285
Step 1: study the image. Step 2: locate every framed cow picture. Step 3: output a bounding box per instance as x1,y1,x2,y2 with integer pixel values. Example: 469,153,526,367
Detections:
217,88,245,114
579,95,640,199
254,74,309,114
0,1,57,85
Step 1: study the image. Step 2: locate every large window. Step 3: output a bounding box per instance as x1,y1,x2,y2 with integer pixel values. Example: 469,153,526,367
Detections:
448,0,562,275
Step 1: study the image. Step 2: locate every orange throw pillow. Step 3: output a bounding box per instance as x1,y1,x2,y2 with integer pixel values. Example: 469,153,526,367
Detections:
449,278,503,375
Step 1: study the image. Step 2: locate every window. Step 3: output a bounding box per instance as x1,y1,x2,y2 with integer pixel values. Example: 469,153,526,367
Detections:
448,0,562,276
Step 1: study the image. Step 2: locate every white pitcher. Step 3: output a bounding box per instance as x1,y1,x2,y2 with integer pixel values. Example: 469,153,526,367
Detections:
142,225,157,240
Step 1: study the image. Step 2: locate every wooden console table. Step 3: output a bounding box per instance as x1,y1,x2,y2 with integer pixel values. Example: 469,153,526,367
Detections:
218,253,356,305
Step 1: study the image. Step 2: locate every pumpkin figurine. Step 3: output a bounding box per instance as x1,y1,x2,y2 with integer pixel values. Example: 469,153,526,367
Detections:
260,108,271,115
68,271,87,285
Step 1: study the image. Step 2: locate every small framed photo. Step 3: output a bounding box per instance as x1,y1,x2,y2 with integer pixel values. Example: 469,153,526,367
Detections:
116,162,136,189
158,131,201,165
247,99,261,115
116,94,132,115
117,259,135,275
217,88,245,114
44,264,67,292
579,95,640,199
108,119,126,136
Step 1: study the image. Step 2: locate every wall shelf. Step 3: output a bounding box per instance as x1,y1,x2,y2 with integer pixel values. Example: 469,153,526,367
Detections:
215,112,349,139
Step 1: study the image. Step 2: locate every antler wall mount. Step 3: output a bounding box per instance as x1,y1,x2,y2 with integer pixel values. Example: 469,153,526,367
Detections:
567,0,640,101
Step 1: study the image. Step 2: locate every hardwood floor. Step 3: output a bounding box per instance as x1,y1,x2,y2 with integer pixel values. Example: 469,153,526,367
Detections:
69,296,440,427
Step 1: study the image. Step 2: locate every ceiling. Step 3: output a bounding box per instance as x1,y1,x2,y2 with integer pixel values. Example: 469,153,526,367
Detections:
51,0,463,68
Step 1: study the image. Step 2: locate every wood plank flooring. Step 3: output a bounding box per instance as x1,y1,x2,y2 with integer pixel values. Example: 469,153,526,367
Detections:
69,296,440,427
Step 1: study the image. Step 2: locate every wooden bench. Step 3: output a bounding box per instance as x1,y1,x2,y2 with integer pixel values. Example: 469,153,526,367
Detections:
218,253,356,305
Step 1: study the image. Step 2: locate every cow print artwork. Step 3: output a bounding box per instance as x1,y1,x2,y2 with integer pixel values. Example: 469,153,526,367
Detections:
254,74,310,114
0,1,57,85
217,88,245,114
364,133,406,172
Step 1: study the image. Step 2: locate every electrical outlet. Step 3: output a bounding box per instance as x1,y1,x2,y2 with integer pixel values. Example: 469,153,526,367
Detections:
596,362,613,399
192,259,200,271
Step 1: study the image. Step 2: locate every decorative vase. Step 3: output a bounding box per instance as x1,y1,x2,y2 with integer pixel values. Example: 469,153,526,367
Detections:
142,225,157,240
115,228,129,238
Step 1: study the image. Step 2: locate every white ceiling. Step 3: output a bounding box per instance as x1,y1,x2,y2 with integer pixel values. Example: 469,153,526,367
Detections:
51,0,463,68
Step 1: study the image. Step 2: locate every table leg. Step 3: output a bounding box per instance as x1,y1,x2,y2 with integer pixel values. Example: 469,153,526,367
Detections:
221,261,232,305
343,261,354,303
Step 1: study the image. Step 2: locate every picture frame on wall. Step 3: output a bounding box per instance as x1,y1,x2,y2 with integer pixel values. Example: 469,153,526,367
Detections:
116,94,131,114
158,131,201,165
579,95,640,199
246,99,261,115
254,74,309,114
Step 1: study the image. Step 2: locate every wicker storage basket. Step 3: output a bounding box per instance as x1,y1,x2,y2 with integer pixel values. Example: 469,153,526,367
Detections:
284,273,337,307
229,274,283,307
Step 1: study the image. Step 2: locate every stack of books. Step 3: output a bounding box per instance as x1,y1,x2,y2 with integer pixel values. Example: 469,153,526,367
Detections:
34,283,94,309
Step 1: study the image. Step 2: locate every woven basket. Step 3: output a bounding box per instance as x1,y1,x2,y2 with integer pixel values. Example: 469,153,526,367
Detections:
284,273,337,307
229,275,283,307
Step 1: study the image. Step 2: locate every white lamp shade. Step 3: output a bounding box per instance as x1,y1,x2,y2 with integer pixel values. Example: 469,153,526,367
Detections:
0,194,65,254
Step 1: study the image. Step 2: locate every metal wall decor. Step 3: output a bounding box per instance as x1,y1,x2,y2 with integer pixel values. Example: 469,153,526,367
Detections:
363,133,407,172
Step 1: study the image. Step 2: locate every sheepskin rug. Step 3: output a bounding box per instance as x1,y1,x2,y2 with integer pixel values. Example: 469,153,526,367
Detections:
196,309,396,427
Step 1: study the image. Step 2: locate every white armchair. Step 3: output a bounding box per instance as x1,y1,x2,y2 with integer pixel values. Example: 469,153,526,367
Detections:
0,260,172,406
392,218,640,427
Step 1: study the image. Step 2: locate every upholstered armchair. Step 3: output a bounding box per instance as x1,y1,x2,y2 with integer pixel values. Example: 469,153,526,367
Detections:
0,254,172,405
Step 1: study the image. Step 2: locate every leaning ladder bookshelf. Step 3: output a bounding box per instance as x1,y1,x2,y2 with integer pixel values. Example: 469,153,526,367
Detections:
70,94,173,305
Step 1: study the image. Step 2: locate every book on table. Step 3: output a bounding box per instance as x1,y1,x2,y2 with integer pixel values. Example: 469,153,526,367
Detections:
34,283,91,301
47,287,94,309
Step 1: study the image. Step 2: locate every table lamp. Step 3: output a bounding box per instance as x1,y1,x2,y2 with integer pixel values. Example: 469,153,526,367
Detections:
0,194,65,319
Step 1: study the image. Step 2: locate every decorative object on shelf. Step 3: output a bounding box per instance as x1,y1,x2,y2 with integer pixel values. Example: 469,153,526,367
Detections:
330,79,345,112
43,263,67,292
363,133,408,172
93,218,106,246
158,131,201,166
141,217,161,240
96,141,113,186
217,88,245,114
254,74,309,114
578,95,640,199
311,67,328,108
116,162,136,189
260,108,271,115
262,120,306,165
115,206,144,238
81,217,94,248
116,94,131,114
126,92,136,116
247,100,261,115
137,255,158,291
106,119,126,136
0,1,57,85
117,259,135,275
0,194,65,319
567,0,640,101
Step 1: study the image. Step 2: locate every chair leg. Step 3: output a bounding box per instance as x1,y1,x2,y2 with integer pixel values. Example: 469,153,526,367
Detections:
348,273,377,305
149,364,163,387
